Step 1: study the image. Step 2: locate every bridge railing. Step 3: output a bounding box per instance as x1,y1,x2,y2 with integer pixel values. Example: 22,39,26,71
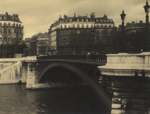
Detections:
37,54,107,62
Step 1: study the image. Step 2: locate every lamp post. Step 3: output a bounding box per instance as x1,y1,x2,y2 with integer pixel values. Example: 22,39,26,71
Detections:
91,30,95,53
120,10,126,53
144,0,150,52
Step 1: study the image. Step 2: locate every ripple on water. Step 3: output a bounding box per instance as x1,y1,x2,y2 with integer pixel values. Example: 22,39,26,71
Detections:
0,84,110,114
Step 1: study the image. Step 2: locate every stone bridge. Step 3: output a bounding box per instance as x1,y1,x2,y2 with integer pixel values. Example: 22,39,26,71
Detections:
22,54,112,109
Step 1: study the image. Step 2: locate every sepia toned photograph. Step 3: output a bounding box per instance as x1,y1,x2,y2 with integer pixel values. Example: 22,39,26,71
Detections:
0,0,150,114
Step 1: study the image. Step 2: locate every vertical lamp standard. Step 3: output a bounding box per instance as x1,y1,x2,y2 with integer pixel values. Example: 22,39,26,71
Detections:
144,0,150,52
120,10,126,52
91,30,95,53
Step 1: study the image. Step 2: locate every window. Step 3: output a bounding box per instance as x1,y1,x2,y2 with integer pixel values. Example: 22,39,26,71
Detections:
8,28,11,35
82,24,84,28
61,25,62,29
4,28,7,33
65,25,66,28
8,23,11,26
4,23,6,26
101,25,103,28
73,24,75,28
91,25,93,28
86,25,88,28
109,25,111,28
97,25,99,28
105,25,107,28
0,28,2,33
14,29,16,33
96,19,99,22
0,23,2,26
77,24,79,28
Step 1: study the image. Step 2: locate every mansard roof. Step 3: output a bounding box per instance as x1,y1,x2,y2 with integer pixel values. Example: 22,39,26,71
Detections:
0,12,22,23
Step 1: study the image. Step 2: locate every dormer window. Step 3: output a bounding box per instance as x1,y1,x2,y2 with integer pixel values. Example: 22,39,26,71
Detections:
3,16,6,20
96,19,99,22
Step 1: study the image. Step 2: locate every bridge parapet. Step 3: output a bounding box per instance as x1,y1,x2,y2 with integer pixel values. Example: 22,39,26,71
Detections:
98,52,150,114
0,60,22,84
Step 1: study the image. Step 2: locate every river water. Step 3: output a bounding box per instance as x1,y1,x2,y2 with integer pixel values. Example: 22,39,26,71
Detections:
0,84,110,114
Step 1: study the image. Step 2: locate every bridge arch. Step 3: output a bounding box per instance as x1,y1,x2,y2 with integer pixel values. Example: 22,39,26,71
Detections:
39,62,111,109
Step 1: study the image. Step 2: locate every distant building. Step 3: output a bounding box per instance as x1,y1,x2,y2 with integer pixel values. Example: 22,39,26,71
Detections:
118,20,146,33
0,12,23,45
0,12,24,58
48,12,115,55
30,33,50,56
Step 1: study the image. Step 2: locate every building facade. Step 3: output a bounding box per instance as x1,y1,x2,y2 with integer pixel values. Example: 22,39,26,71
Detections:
30,32,50,56
0,12,24,58
0,12,23,45
48,12,115,55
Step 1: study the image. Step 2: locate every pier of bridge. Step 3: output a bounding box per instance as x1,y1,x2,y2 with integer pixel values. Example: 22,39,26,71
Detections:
98,52,150,114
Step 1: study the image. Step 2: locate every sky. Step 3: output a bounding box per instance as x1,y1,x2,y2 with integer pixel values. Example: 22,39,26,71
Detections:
0,0,148,39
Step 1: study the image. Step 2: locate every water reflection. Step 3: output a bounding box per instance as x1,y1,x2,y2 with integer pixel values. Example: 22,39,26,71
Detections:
0,84,110,114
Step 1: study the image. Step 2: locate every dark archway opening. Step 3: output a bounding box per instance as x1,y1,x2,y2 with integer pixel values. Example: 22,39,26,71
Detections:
38,66,110,113
39,67,86,86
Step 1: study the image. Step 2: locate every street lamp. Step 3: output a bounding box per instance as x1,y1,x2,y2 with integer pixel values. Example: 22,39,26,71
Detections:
91,30,95,53
143,0,150,52
120,10,126,52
